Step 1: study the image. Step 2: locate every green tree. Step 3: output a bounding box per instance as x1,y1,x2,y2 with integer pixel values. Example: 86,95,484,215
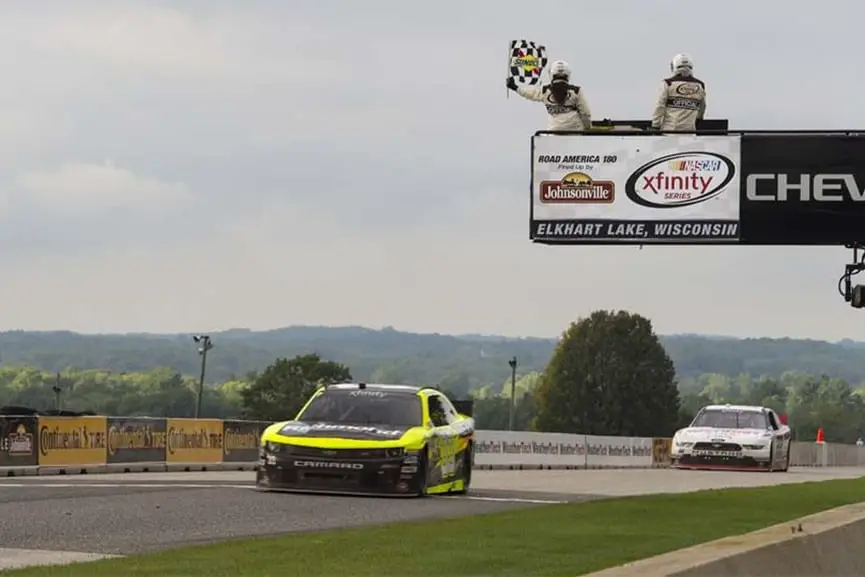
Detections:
533,310,680,437
439,371,472,398
471,392,536,431
499,371,541,399
239,354,352,421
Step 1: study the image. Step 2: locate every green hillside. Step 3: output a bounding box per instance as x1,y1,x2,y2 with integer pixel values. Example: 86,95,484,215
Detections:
2,326,865,394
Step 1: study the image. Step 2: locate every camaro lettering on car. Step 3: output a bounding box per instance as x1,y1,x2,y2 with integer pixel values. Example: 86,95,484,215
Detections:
293,460,364,469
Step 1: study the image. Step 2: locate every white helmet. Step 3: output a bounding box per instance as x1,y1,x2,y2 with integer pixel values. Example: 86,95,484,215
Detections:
670,53,694,75
550,60,570,79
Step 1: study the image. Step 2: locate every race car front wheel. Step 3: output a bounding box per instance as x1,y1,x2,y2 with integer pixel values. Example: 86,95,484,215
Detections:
780,443,791,472
413,448,430,497
768,441,790,472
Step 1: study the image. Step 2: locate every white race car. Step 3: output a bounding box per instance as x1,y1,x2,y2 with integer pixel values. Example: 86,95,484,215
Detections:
671,404,791,472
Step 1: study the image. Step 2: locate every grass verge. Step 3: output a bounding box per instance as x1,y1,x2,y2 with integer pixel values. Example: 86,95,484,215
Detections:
7,477,865,577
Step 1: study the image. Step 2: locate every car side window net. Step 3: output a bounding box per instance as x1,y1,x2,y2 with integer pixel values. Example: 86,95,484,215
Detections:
427,396,449,427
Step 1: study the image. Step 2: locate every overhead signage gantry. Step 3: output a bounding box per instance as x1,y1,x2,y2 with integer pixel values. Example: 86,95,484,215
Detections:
528,120,865,308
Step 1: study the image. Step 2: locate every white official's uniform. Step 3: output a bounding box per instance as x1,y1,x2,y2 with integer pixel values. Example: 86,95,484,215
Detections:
652,74,706,131
516,83,592,131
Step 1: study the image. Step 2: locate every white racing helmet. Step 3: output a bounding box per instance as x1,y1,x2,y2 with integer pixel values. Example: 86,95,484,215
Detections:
670,53,694,75
549,59,570,80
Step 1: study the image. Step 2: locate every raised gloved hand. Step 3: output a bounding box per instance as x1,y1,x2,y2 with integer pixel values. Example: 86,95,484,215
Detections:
506,77,518,91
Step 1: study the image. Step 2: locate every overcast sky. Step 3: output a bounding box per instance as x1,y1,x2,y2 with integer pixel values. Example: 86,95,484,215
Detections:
1,0,863,341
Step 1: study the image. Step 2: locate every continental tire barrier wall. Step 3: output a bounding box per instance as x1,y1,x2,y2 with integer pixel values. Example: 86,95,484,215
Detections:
38,415,107,470
107,417,167,467
0,415,863,474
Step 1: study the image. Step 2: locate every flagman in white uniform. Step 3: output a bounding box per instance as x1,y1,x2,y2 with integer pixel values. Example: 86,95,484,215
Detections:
651,53,706,132
507,60,591,131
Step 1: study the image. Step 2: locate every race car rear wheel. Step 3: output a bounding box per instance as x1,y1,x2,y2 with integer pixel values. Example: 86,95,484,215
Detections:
463,446,472,488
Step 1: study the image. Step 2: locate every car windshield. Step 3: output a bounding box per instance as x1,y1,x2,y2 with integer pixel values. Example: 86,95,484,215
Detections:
691,409,768,430
296,390,422,428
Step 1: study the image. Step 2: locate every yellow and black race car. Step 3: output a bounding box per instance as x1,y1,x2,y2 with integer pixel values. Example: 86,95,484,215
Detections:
256,383,475,497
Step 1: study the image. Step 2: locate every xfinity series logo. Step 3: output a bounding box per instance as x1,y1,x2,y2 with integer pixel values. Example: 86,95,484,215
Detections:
294,460,363,470
745,174,865,202
625,152,735,208
539,172,614,203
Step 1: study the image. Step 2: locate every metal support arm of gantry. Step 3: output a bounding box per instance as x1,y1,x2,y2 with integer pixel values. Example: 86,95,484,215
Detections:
838,243,865,308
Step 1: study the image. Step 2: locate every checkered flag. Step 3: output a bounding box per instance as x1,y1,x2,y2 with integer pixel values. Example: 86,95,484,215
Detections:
509,40,548,85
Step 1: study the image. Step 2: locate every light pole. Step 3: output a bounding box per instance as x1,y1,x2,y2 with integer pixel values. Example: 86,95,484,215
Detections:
508,356,518,430
52,372,62,411
192,335,213,419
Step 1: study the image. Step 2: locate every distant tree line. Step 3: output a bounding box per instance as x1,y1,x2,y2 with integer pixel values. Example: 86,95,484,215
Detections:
2,313,865,443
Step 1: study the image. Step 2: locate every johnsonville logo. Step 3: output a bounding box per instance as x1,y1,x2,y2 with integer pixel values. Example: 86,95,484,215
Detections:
539,172,615,203
6,424,34,455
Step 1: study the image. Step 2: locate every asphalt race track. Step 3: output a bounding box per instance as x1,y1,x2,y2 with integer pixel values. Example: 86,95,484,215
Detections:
1,466,864,570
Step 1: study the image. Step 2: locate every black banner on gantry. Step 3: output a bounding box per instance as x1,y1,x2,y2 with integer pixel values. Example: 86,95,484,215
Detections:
739,133,865,245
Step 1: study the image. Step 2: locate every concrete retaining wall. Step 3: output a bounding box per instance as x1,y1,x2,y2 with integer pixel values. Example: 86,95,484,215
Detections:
583,502,865,577
673,503,865,577
791,441,865,467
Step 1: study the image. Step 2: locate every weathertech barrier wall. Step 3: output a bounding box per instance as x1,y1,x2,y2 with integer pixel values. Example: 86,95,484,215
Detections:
529,128,865,246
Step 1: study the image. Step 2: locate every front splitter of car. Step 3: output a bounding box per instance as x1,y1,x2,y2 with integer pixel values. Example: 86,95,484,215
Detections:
672,453,773,471
255,484,421,497
256,456,425,497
